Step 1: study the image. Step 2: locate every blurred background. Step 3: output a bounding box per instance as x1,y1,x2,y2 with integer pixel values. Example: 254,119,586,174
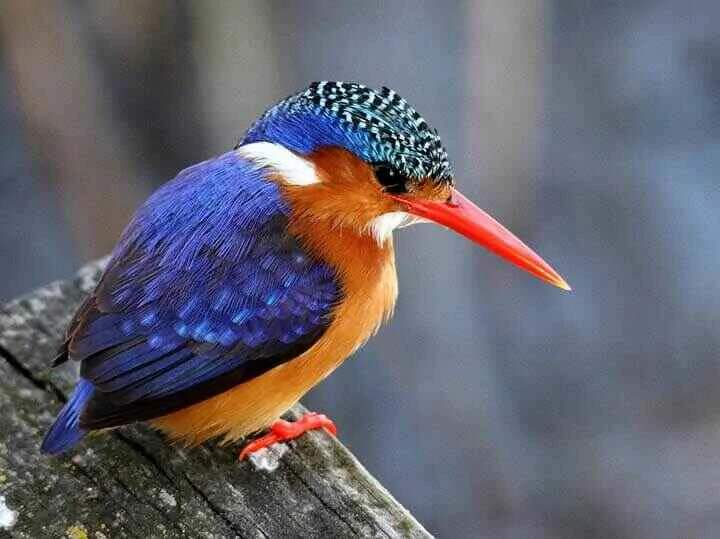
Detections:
2,1,719,537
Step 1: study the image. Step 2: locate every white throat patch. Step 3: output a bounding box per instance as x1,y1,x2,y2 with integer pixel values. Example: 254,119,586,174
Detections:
368,211,419,245
238,142,320,186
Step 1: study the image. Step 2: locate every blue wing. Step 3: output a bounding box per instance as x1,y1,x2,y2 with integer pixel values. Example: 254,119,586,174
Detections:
59,152,339,429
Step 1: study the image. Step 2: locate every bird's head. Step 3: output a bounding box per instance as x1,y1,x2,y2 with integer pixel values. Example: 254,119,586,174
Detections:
237,81,569,290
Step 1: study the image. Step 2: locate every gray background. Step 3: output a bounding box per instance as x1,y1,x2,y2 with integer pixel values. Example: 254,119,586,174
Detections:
2,1,719,537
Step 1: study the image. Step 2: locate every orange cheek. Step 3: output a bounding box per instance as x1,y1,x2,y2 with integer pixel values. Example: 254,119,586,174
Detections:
282,147,401,230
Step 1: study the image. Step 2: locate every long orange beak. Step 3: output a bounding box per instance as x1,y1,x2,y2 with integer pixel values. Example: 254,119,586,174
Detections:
391,188,571,291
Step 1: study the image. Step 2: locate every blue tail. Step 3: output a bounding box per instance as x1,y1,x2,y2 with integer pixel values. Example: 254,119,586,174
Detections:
41,379,94,454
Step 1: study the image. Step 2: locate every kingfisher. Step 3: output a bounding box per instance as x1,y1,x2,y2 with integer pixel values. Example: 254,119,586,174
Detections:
41,82,569,459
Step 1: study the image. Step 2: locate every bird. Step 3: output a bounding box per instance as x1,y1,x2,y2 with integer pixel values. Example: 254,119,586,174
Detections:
41,81,570,459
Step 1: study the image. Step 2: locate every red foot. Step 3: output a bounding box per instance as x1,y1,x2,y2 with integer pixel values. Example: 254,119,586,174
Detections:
239,412,337,461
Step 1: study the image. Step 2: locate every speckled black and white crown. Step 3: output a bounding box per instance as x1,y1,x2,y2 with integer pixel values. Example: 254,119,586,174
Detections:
241,81,453,182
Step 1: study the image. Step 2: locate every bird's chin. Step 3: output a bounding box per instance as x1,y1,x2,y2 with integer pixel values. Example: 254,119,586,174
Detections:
366,211,423,245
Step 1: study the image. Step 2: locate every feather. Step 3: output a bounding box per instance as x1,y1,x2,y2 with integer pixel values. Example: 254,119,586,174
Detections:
40,379,94,454
53,151,339,430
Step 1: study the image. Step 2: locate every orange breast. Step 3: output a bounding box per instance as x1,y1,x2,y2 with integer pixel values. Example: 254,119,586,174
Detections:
152,148,398,445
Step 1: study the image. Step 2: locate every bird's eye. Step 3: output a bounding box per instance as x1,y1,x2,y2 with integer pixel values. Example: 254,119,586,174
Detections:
373,163,408,194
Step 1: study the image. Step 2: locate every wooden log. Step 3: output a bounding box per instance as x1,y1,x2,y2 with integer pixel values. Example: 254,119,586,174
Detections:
0,260,430,538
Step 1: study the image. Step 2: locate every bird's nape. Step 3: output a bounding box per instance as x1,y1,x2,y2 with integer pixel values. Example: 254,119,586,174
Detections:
390,189,571,291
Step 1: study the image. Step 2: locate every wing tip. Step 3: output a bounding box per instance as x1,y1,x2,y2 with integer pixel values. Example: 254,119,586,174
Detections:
41,379,93,454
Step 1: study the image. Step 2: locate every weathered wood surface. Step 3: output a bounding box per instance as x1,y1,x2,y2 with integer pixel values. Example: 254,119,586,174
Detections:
0,260,430,538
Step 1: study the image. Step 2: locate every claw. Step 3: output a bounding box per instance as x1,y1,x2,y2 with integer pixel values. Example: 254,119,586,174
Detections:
239,412,337,461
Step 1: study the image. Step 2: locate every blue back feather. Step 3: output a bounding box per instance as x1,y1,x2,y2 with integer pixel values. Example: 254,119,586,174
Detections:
43,151,340,441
